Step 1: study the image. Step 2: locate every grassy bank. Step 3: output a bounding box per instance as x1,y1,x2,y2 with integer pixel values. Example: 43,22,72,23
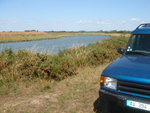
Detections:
0,34,129,112
0,32,130,43
0,35,129,85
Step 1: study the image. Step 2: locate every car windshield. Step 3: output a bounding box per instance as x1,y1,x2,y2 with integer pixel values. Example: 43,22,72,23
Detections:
125,34,150,55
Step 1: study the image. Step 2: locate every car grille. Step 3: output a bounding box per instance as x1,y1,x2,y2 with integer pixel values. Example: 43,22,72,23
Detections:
117,80,150,97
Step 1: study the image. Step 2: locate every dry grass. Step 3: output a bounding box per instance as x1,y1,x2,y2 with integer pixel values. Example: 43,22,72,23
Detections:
0,31,45,35
0,33,130,113
0,64,108,113
0,32,77,43
0,32,130,43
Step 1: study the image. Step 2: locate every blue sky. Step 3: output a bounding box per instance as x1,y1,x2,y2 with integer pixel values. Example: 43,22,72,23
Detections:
0,0,150,31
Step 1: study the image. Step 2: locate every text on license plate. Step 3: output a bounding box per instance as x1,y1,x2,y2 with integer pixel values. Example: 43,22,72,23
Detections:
126,100,150,111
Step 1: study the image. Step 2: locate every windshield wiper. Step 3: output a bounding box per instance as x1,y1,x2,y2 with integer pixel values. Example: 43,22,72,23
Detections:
126,50,150,56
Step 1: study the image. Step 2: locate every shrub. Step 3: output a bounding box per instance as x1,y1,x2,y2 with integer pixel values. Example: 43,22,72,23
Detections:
0,36,129,84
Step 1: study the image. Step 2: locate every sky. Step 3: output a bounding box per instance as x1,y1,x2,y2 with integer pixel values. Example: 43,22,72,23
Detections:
0,0,150,31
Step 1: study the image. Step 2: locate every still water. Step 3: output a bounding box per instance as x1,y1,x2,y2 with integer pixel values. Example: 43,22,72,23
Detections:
0,35,110,54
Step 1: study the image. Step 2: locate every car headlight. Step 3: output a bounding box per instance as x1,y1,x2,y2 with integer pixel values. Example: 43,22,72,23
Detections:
100,76,117,90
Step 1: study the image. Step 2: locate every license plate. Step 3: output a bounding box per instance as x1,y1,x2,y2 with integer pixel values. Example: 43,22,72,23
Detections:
126,100,150,111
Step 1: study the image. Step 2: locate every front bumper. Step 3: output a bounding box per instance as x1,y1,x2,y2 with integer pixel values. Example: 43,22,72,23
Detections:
100,89,150,112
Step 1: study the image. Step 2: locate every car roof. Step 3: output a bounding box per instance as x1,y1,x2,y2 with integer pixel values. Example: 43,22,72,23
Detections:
132,23,150,34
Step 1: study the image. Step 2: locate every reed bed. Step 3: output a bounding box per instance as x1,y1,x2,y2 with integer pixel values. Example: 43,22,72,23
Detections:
0,32,130,43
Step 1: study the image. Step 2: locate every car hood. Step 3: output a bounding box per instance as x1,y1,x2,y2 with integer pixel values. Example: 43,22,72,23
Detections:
102,55,150,84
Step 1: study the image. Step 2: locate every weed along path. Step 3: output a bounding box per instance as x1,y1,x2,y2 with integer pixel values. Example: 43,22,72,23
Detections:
0,64,108,113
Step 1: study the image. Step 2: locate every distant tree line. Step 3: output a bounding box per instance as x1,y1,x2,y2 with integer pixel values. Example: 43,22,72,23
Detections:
1,30,131,33
97,30,131,33
44,30,131,33
24,30,39,32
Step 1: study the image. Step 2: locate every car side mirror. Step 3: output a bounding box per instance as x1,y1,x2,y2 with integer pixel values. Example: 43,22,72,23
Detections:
117,48,125,54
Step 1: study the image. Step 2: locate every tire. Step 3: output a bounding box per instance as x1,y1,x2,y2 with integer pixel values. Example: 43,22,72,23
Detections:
100,98,110,113
94,97,110,113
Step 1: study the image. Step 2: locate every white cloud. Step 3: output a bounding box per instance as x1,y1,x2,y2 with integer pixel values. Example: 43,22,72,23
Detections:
76,20,93,24
76,20,111,25
76,20,128,25
0,20,6,24
130,18,141,22
121,21,127,24
95,21,111,25
10,20,19,24
0,20,21,24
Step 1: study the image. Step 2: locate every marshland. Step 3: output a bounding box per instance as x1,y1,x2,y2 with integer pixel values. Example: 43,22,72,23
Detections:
0,0,148,112
0,32,129,112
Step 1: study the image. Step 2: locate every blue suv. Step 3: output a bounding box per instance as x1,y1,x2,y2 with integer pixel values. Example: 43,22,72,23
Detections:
99,23,150,113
